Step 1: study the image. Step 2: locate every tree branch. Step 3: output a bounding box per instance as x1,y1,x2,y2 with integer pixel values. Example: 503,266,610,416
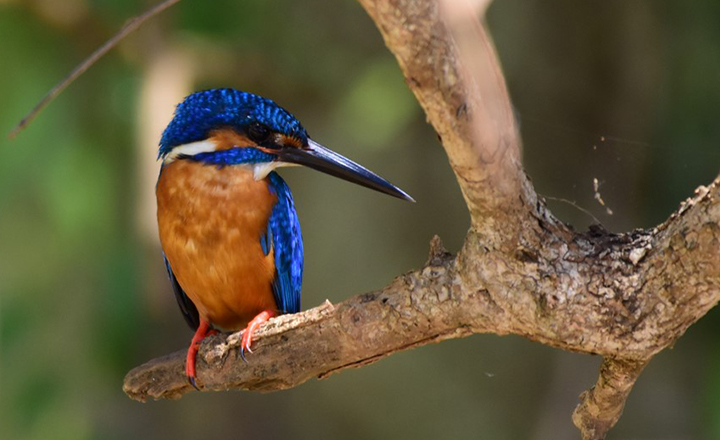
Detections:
125,237,476,400
572,358,649,440
123,1,720,439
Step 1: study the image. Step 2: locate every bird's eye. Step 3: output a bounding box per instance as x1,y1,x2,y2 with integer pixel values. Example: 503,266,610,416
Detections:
248,123,271,143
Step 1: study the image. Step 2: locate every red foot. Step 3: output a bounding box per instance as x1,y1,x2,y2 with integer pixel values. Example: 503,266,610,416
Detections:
186,319,217,389
240,309,276,362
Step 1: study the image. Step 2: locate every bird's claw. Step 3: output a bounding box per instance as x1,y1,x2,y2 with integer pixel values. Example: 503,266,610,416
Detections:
238,309,275,364
188,375,200,391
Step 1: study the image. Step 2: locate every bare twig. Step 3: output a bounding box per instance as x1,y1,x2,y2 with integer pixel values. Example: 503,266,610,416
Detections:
8,0,182,139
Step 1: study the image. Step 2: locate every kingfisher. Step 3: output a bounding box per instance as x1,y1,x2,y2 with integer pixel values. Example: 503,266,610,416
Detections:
156,88,413,387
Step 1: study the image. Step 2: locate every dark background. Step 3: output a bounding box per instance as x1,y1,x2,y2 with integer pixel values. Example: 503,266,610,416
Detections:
2,1,719,439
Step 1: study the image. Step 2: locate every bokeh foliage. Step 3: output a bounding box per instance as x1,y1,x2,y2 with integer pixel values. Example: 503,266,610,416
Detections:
1,1,719,439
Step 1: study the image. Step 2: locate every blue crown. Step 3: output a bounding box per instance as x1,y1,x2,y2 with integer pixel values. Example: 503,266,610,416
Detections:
158,89,308,158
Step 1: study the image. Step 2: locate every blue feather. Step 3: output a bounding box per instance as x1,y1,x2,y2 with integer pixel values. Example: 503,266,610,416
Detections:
260,227,272,256
163,254,200,330
159,89,308,158
265,172,303,314
189,147,275,167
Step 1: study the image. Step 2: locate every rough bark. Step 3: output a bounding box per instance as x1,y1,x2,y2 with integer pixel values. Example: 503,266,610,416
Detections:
124,1,720,439
572,358,649,440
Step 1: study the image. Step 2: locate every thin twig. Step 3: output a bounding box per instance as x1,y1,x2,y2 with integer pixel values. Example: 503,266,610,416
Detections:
8,0,183,139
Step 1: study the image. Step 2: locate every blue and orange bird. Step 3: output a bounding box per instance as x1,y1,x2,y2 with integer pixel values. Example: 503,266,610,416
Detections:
156,89,413,387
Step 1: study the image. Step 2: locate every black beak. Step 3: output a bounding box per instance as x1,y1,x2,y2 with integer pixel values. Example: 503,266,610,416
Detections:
276,139,415,202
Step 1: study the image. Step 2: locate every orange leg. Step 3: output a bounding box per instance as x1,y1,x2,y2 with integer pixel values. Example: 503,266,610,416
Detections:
186,318,217,389
240,309,276,362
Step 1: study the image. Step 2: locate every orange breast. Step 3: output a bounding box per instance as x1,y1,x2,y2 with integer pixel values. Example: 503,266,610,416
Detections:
156,160,278,330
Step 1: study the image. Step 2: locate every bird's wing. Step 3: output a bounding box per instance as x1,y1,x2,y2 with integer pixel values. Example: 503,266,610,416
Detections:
263,172,303,314
163,254,200,330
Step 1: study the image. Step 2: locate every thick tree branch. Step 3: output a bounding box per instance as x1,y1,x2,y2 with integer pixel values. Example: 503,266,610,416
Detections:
358,0,530,231
125,237,477,400
124,1,720,439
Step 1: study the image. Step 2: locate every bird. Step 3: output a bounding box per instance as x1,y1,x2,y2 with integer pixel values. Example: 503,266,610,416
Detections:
155,88,413,387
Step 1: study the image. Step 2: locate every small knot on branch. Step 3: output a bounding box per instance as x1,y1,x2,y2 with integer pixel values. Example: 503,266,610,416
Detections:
426,235,453,267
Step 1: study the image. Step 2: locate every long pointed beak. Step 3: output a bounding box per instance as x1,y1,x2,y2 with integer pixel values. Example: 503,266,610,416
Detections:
276,139,415,202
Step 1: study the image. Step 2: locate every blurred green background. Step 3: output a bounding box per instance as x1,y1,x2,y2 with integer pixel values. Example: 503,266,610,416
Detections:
1,0,719,439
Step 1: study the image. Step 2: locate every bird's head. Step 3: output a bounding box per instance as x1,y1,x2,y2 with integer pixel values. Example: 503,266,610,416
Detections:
159,89,413,201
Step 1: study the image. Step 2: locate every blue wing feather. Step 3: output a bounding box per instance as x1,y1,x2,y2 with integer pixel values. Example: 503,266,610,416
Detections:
163,254,200,330
265,172,303,314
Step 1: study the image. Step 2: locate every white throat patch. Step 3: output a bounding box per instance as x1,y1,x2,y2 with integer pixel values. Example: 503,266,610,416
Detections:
252,162,280,180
